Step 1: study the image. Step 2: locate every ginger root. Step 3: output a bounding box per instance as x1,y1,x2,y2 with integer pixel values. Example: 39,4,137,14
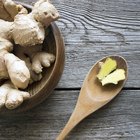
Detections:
33,0,60,26
12,14,45,47
0,38,13,79
23,57,43,84
14,45,55,83
32,52,55,74
0,81,30,110
0,0,59,110
4,53,30,89
12,0,59,47
0,38,30,89
0,0,28,21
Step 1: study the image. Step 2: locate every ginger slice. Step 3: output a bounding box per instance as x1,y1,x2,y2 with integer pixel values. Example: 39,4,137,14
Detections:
101,69,125,86
97,57,117,80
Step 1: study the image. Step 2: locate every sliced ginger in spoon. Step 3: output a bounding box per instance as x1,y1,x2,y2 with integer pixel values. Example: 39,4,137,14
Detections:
101,69,125,86
97,57,126,86
97,57,117,80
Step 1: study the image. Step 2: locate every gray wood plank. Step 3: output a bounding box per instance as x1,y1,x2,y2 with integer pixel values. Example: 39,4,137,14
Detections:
0,90,139,140
15,0,140,88
4,1,139,140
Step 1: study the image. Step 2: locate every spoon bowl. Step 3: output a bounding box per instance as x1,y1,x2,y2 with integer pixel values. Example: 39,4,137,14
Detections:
86,56,127,102
57,56,128,140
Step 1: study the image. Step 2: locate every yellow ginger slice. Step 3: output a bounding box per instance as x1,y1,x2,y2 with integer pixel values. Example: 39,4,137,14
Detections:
97,58,117,80
101,69,125,86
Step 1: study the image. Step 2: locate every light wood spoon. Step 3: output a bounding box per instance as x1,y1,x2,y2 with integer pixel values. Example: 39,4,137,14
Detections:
57,55,128,140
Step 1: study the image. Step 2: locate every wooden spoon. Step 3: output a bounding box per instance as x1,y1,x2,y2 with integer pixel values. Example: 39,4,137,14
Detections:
57,56,128,140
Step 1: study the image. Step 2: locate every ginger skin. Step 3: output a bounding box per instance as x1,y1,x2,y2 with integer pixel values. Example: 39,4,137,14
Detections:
0,81,30,109
12,0,59,47
0,0,58,84
0,0,27,21
14,45,55,83
0,38,30,89
4,53,30,89
32,52,55,74
0,0,59,110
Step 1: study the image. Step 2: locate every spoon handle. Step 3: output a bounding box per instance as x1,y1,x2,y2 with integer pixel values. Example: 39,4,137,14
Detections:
56,98,108,140
56,104,86,140
56,100,98,140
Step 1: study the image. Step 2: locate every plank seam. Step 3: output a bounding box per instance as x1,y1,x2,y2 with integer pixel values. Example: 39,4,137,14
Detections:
55,87,140,91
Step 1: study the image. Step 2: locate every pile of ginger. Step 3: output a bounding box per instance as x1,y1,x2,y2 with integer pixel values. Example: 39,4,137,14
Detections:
0,0,59,110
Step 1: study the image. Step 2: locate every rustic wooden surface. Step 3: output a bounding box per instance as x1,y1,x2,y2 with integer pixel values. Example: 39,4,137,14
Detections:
0,0,140,139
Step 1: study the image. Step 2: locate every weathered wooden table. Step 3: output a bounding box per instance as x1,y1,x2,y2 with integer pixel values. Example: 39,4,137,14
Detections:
0,0,140,139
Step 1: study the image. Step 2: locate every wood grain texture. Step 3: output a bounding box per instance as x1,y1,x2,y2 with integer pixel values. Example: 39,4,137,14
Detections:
0,90,139,140
1,1,139,140
15,0,140,88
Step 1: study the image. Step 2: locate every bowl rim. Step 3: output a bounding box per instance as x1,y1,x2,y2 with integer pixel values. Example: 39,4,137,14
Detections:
1,2,65,114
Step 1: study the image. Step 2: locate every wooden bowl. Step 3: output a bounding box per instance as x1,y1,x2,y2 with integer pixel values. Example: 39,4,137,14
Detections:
1,2,65,114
